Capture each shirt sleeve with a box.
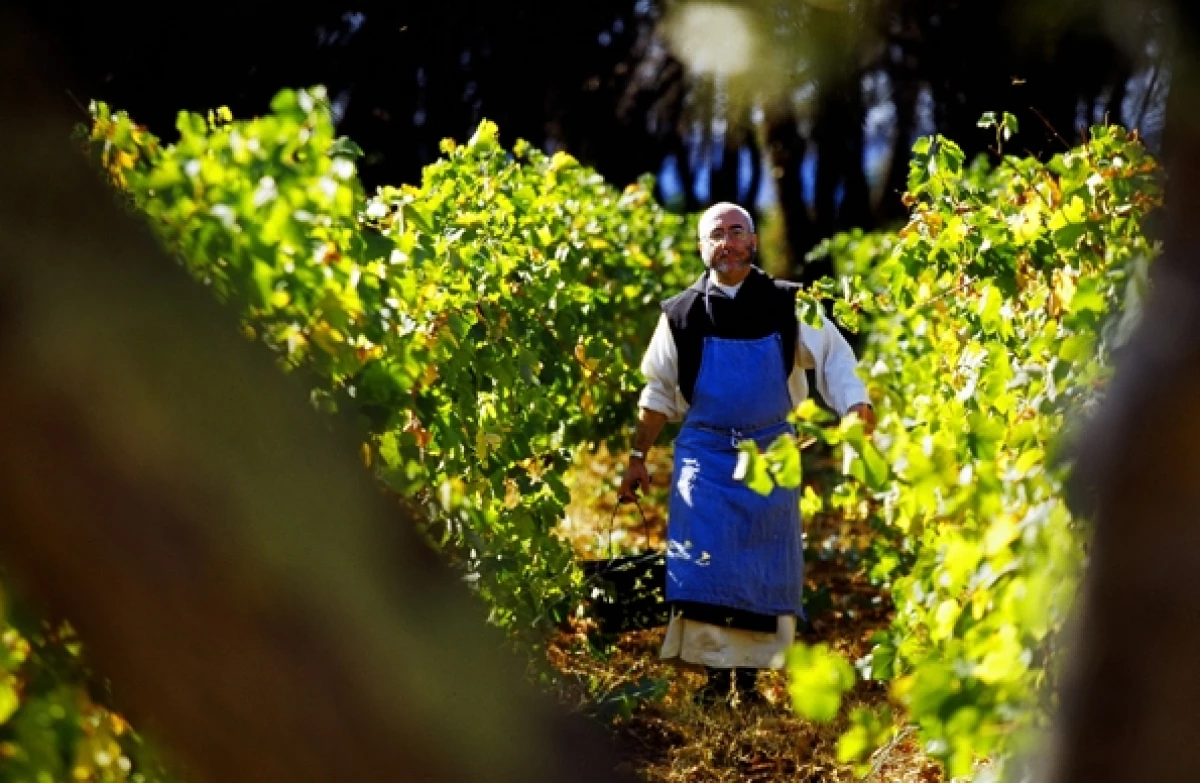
[796,306,870,416]
[638,313,689,421]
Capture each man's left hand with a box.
[848,403,876,436]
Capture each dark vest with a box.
[661,267,800,405]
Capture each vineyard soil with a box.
[554,444,950,782]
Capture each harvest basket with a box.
[578,497,668,634]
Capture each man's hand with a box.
[848,402,877,436]
[619,458,651,502]
[621,408,667,501]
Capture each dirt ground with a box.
[550,444,947,782]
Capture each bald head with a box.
[697,202,758,284]
[698,202,755,239]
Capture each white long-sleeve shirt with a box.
[638,274,869,421]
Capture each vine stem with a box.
[866,725,917,781]
[1029,106,1073,151]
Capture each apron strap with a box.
[607,496,653,558]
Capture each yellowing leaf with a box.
[573,343,599,374]
[504,479,521,509]
[468,119,499,148]
[403,413,432,449]
[1050,268,1076,316]
[932,599,960,641]
[795,397,825,422]
[1012,202,1043,243]
[1063,194,1087,223]
[766,436,802,488]
[310,323,344,354]
[548,150,579,172]
[735,444,775,496]
[985,514,1019,555]
[800,486,824,517]
[0,680,17,726]
[1013,448,1043,476]
[941,537,982,592]
[787,643,856,722]
[975,628,1026,684]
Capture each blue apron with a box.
[665,330,805,618]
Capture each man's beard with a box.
[709,247,757,275]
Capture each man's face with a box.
[698,206,757,280]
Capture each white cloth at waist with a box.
[659,610,796,669]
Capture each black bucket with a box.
[578,498,668,634]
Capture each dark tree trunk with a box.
[880,71,919,224]
[813,83,873,237]
[709,126,743,205]
[804,3,873,277]
[710,102,757,208]
[664,112,700,213]
[764,106,821,282]
[876,0,922,224]
[744,118,764,227]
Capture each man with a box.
[618,202,875,707]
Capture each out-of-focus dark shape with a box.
[0,15,627,783]
[1046,1,1200,781]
